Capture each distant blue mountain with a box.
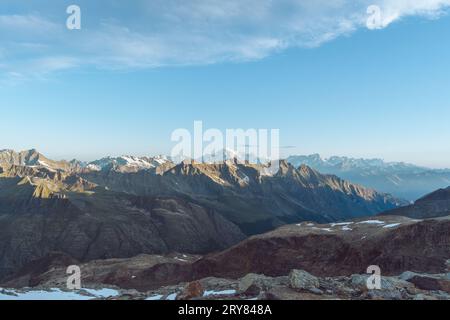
[287,154,450,201]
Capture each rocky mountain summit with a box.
[0,149,80,172]
[85,155,172,173]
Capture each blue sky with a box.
[1,0,450,168]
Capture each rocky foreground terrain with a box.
[2,268,449,300]
[2,215,449,300]
[112,268,450,300]
[2,265,450,300]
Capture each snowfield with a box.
[0,288,119,300]
[357,220,385,225]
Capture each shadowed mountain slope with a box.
[381,187,450,219]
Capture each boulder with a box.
[289,270,320,292]
[238,273,287,294]
[178,281,204,300]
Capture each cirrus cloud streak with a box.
[0,0,449,82]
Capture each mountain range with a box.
[1,149,450,300]
[287,154,450,201]
[0,149,404,281]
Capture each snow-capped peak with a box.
[86,155,171,172]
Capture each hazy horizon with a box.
[1,146,449,170]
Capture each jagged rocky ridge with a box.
[80,159,405,234]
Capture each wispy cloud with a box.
[0,14,57,32]
[1,0,450,82]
